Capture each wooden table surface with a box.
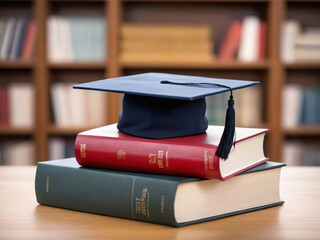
[0,166,319,240]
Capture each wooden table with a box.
[0,166,319,240]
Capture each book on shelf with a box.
[50,83,107,127]
[283,141,320,166]
[0,86,9,127]
[238,16,260,62]
[0,140,34,165]
[0,83,35,128]
[218,21,242,61]
[47,16,106,63]
[206,85,263,127]
[218,16,266,62]
[74,124,268,180]
[35,158,285,227]
[120,23,213,62]
[282,84,320,127]
[281,20,320,62]
[49,137,75,161]
[258,21,267,60]
[0,17,36,61]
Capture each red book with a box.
[75,124,268,180]
[258,21,267,60]
[0,87,9,127]
[21,21,36,61]
[219,21,242,61]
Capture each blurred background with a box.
[0,0,319,166]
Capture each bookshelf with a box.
[0,0,319,166]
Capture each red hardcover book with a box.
[0,87,9,127]
[258,21,267,60]
[219,21,242,61]
[75,124,268,180]
[21,21,36,61]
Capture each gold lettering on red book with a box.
[158,150,164,168]
[117,149,126,160]
[204,151,208,170]
[80,144,86,159]
[148,150,169,169]
[149,154,157,164]
[204,151,214,170]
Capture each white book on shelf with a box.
[47,16,60,62]
[282,141,303,166]
[238,16,260,62]
[280,20,301,63]
[8,83,34,128]
[294,48,320,62]
[49,137,66,160]
[59,17,73,62]
[67,83,88,127]
[237,85,262,127]
[8,141,34,165]
[87,90,107,126]
[282,84,303,128]
[51,83,70,127]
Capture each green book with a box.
[35,158,285,227]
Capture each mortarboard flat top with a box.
[74,72,260,159]
[73,72,259,101]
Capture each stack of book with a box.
[47,16,106,62]
[120,23,213,62]
[281,20,320,62]
[0,18,36,61]
[35,124,285,227]
[218,16,266,62]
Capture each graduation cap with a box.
[74,72,259,159]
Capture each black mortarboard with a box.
[74,72,259,159]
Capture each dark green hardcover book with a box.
[35,158,285,227]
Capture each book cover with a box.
[75,124,268,180]
[35,158,285,227]
[219,21,242,61]
[21,21,36,61]
[0,86,9,127]
[258,21,267,60]
[238,16,260,62]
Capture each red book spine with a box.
[74,134,223,180]
[21,21,36,61]
[258,21,267,60]
[0,87,9,127]
[219,21,242,61]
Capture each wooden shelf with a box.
[284,62,320,69]
[49,62,106,70]
[0,127,34,136]
[0,61,34,69]
[48,125,96,135]
[121,60,270,70]
[283,126,320,136]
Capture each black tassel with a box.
[160,80,236,159]
[216,94,236,160]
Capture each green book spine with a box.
[35,158,183,226]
